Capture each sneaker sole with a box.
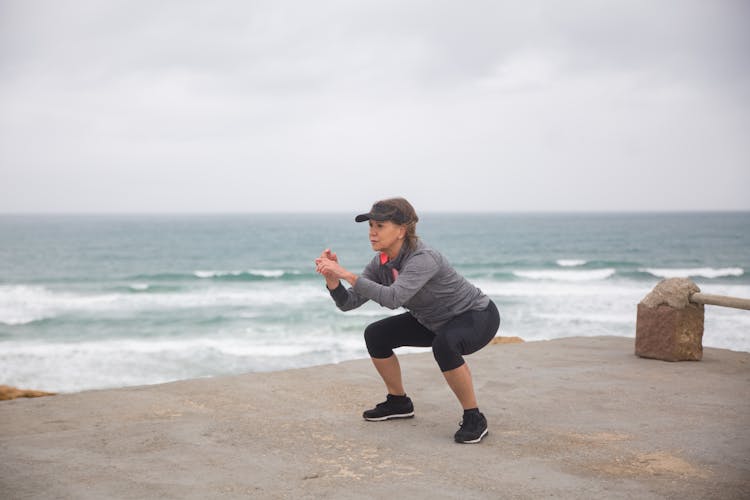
[455,428,488,444]
[363,412,415,422]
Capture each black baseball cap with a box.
[355,200,410,224]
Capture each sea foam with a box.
[0,285,61,325]
[0,283,329,325]
[0,333,368,393]
[194,269,288,279]
[556,259,587,267]
[513,268,616,281]
[641,267,744,279]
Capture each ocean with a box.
[1,212,748,393]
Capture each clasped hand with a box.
[316,248,344,278]
[315,248,356,286]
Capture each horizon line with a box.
[0,209,748,217]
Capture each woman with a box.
[315,197,500,444]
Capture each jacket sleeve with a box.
[328,258,379,311]
[352,250,438,309]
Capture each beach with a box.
[1,336,748,499]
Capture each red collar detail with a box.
[379,252,389,265]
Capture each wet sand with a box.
[1,336,748,499]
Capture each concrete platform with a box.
[1,336,749,499]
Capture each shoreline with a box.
[1,336,748,498]
[4,332,750,397]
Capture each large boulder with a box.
[635,278,704,361]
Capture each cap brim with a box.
[355,212,390,223]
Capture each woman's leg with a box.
[432,301,501,408]
[442,362,477,410]
[371,355,406,396]
[433,302,500,443]
[364,313,435,395]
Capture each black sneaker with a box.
[362,394,415,421]
[454,411,488,443]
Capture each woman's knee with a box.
[432,334,464,372]
[363,322,379,348]
[364,322,392,358]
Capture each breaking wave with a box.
[513,269,616,282]
[640,267,744,279]
[556,259,587,267]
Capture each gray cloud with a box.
[1,0,748,213]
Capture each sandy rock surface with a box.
[1,336,748,499]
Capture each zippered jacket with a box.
[329,240,490,331]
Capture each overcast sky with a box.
[1,0,748,213]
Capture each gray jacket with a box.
[329,240,490,331]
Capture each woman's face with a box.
[368,220,406,257]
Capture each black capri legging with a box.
[364,300,501,372]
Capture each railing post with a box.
[635,278,704,361]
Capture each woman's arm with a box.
[353,251,439,309]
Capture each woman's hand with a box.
[315,248,337,276]
[315,249,357,287]
[318,248,338,264]
[316,249,343,289]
